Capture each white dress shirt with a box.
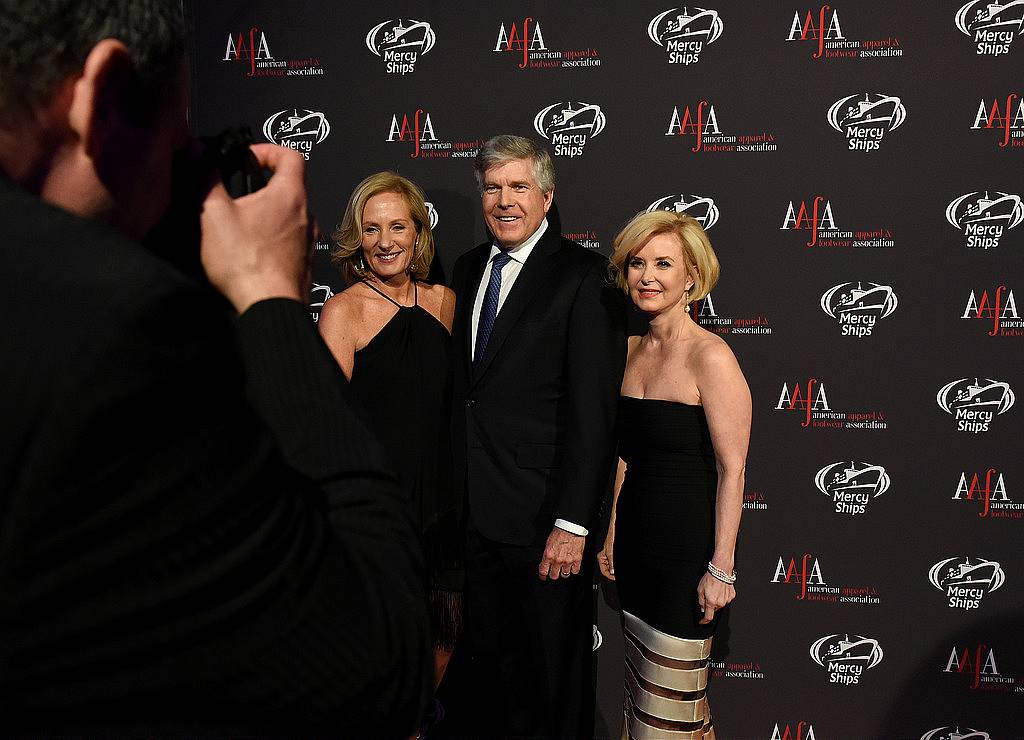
[469,218,588,538]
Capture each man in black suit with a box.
[450,135,626,736]
[0,1,429,733]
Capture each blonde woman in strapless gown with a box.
[599,210,751,739]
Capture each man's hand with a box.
[200,144,311,314]
[538,527,585,581]
[596,525,615,581]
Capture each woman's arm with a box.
[317,294,358,379]
[597,456,627,580]
[694,338,751,623]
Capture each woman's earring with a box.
[357,252,368,271]
[684,288,691,313]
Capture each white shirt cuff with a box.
[554,518,588,536]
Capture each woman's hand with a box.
[697,572,735,624]
[597,526,615,580]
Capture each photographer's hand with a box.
[200,144,311,314]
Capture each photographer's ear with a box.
[68,39,135,162]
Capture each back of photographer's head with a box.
[0,0,187,237]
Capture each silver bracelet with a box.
[707,561,737,584]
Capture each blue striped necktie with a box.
[474,251,513,366]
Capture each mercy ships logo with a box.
[366,19,436,75]
[955,1,1024,55]
[936,378,1015,433]
[921,728,990,740]
[809,634,883,685]
[815,462,890,515]
[534,101,606,157]
[929,556,1005,610]
[648,7,724,64]
[946,191,1023,249]
[820,282,897,337]
[647,193,720,229]
[827,93,906,151]
[262,109,330,159]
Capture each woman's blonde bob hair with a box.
[331,171,435,284]
[610,210,720,305]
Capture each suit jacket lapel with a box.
[471,228,563,385]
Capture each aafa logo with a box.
[921,728,990,740]
[646,193,720,229]
[262,109,330,159]
[955,1,1024,55]
[971,94,1024,147]
[929,556,1005,610]
[782,196,836,246]
[827,93,906,151]
[776,379,830,427]
[815,461,890,515]
[946,191,1023,248]
[944,644,1000,689]
[223,27,272,76]
[771,723,817,740]
[648,7,724,64]
[809,634,883,684]
[936,378,1015,433]
[494,18,546,68]
[953,469,1011,519]
[387,110,437,158]
[772,554,825,600]
[820,281,897,337]
[786,6,844,58]
[665,100,720,152]
[962,286,1020,336]
[366,19,436,75]
[534,101,606,157]
[693,292,772,336]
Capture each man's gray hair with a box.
[474,135,555,194]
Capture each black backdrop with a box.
[187,2,1022,737]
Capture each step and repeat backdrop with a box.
[188,2,1022,737]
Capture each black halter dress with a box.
[349,280,460,649]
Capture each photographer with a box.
[0,1,430,734]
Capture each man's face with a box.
[480,158,553,249]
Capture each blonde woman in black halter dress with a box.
[319,173,460,698]
[598,210,750,740]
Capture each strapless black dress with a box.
[614,395,720,639]
[615,396,719,738]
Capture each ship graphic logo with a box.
[828,93,907,133]
[946,191,1023,248]
[937,378,1015,415]
[929,556,1005,592]
[425,201,439,230]
[262,109,331,154]
[309,283,334,309]
[815,462,890,498]
[593,625,603,651]
[921,726,991,740]
[534,102,607,140]
[648,7,724,48]
[366,19,436,57]
[646,194,720,229]
[809,633,883,669]
[955,0,1024,37]
[820,282,897,334]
